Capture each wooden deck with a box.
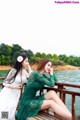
[0,77,80,120]
[27,111,60,120]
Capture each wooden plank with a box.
[27,111,60,120]
[44,87,80,96]
[55,82,80,88]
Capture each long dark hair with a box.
[14,53,28,77]
[37,58,52,72]
[4,53,28,84]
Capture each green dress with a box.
[17,71,58,120]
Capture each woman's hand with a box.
[27,62,31,70]
[49,68,53,75]
[27,62,33,74]
[9,83,22,89]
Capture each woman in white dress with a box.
[0,53,33,120]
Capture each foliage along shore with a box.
[0,43,80,67]
[0,65,80,71]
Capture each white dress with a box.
[0,69,28,120]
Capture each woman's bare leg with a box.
[41,100,72,120]
[45,90,71,112]
[40,90,72,120]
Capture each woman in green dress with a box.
[17,58,72,120]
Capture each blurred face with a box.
[22,58,29,69]
[44,61,52,73]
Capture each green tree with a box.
[47,54,52,59]
[41,53,46,58]
[35,52,42,57]
[11,44,22,56]
[0,43,12,56]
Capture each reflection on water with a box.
[0,70,80,116]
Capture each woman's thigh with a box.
[44,90,57,100]
[40,100,53,110]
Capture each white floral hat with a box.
[17,56,23,62]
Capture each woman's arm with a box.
[3,82,22,89]
[26,63,33,78]
[34,71,58,87]
[27,63,33,74]
[3,68,22,89]
[3,68,16,87]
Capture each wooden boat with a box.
[0,77,80,120]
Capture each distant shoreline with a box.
[0,65,12,70]
[0,65,80,70]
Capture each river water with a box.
[0,70,80,116]
[54,70,80,116]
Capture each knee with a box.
[69,114,72,120]
[48,90,56,95]
[67,113,72,120]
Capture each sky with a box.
[0,0,80,56]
